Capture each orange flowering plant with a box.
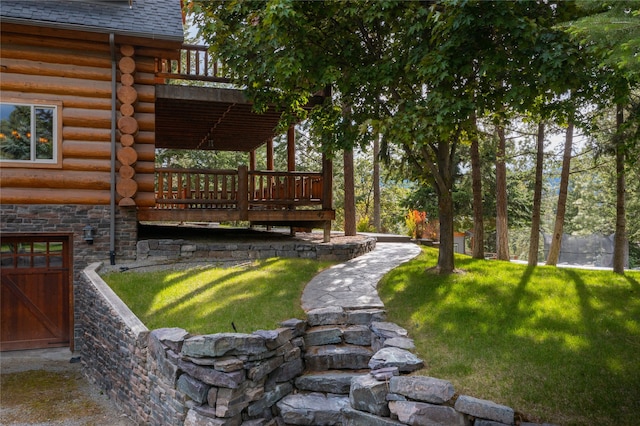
[405,209,427,239]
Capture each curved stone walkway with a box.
[301,242,422,312]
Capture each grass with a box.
[102,258,333,334]
[378,247,640,426]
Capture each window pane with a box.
[0,243,15,268]
[33,242,48,254]
[33,255,47,268]
[49,242,63,253]
[35,107,54,160]
[17,256,32,268]
[1,243,16,254]
[49,256,63,268]
[0,104,31,160]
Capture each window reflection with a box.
[0,103,55,162]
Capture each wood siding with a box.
[0,25,165,207]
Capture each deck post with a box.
[323,221,331,243]
[266,139,274,231]
[287,125,295,172]
[249,150,256,172]
[266,138,274,170]
[237,165,249,220]
[322,154,333,211]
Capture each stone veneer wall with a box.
[0,204,138,348]
[79,264,153,423]
[136,236,377,263]
[80,262,546,426]
[0,205,138,271]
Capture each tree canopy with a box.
[188,0,638,272]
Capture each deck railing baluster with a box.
[168,171,174,208]
[222,174,228,201]
[203,174,210,208]
[195,174,201,202]
[213,173,219,206]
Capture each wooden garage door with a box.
[1,234,72,351]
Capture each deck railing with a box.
[249,171,323,207]
[154,167,325,211]
[155,44,232,83]
[155,168,239,209]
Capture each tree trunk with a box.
[429,139,456,274]
[528,122,545,266]
[437,189,455,272]
[546,121,574,266]
[373,134,381,232]
[470,114,484,259]
[343,148,356,236]
[495,125,510,261]
[613,103,626,274]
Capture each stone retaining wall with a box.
[79,264,156,423]
[81,263,552,426]
[136,236,377,263]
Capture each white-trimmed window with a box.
[0,102,59,166]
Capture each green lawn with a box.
[102,258,333,334]
[378,247,640,426]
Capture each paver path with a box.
[301,242,422,312]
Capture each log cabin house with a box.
[0,0,335,351]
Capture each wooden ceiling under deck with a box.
[155,85,284,152]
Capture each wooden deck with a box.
[137,166,335,232]
[147,46,335,239]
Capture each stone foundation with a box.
[136,236,377,263]
[0,204,138,273]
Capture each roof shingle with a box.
[0,0,184,42]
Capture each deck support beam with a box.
[266,138,274,170]
[249,150,256,172]
[237,165,248,220]
[287,124,295,172]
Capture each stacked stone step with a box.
[277,306,425,426]
[147,320,309,426]
[275,306,532,426]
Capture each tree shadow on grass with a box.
[625,273,640,292]
[105,258,316,333]
[379,249,640,425]
[108,260,276,318]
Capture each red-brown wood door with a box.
[1,234,73,351]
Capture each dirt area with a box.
[0,348,134,426]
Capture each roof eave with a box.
[0,16,184,45]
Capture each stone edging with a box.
[135,236,377,263]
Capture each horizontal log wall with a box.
[0,27,164,207]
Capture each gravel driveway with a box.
[1,348,134,425]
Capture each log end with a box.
[118,197,137,207]
[116,178,138,198]
[117,146,138,166]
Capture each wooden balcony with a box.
[155,44,232,83]
[137,166,335,236]
[149,46,336,240]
